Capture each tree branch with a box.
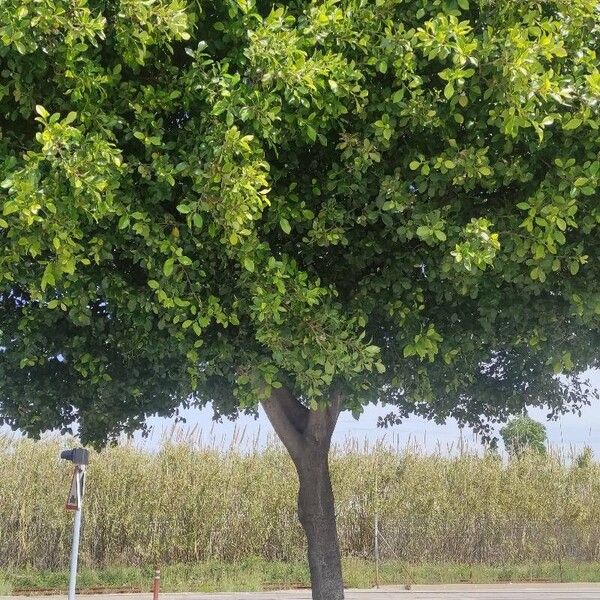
[306,390,343,448]
[261,387,308,459]
[279,389,310,433]
[328,390,343,428]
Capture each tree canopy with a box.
[1,0,599,445]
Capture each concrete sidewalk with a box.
[4,584,600,600]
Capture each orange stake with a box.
[152,567,160,600]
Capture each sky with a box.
[3,371,598,457]
[139,369,600,457]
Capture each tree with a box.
[1,0,599,597]
[500,414,547,457]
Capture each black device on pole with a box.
[60,448,90,465]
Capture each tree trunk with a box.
[262,389,344,600]
[295,445,344,600]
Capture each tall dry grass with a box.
[0,430,599,569]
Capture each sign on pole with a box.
[66,467,84,511]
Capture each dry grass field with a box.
[1,431,599,592]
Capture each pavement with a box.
[4,585,600,600]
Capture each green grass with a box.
[2,559,600,595]
[0,577,12,597]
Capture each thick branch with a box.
[305,390,343,448]
[261,387,308,459]
[279,389,310,433]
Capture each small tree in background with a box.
[575,446,594,469]
[500,415,548,457]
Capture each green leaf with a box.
[392,89,404,103]
[563,118,582,130]
[403,344,415,358]
[0,218,8,228]
[176,204,191,214]
[243,258,255,272]
[63,111,77,125]
[163,258,175,277]
[118,215,130,229]
[444,160,456,169]
[409,160,421,170]
[35,105,49,118]
[306,125,317,142]
[457,0,469,9]
[444,82,454,100]
[41,264,55,290]
[280,218,291,234]
[192,213,203,229]
[516,202,530,210]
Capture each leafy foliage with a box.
[0,0,599,444]
[500,414,547,457]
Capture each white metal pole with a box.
[68,466,85,600]
[374,510,380,588]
